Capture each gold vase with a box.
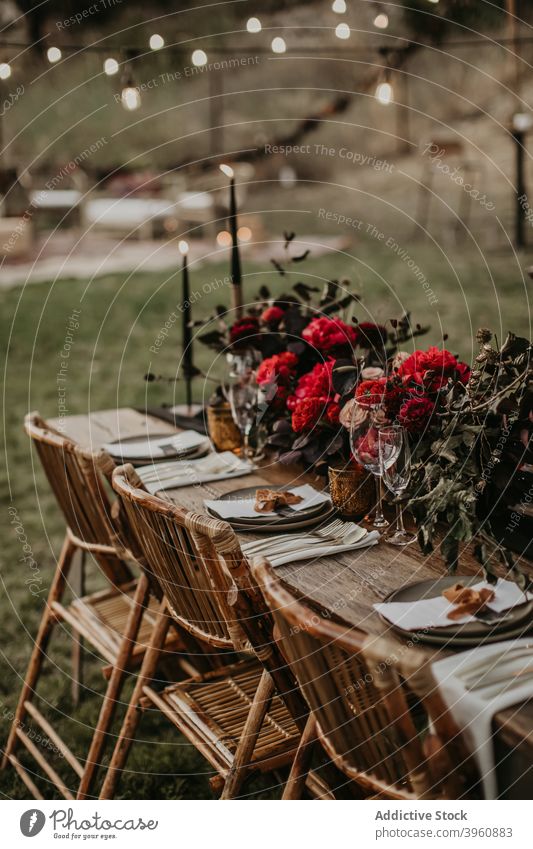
[328,465,374,519]
[207,403,242,453]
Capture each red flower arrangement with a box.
[398,346,470,392]
[287,359,340,432]
[256,351,298,387]
[302,317,358,353]
[398,396,435,434]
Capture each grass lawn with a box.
[0,239,531,799]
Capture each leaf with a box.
[320,280,339,305]
[279,450,302,465]
[215,305,227,317]
[271,259,285,276]
[283,231,295,246]
[332,360,359,396]
[293,282,319,301]
[292,250,310,263]
[292,432,314,450]
[198,330,224,347]
[259,285,271,300]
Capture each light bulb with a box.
[332,0,347,12]
[271,37,287,54]
[335,23,350,40]
[373,13,389,29]
[191,49,208,67]
[178,240,189,255]
[219,164,234,179]
[0,62,11,80]
[104,57,119,76]
[217,231,232,247]
[149,34,164,50]
[246,17,262,34]
[375,81,393,105]
[47,47,62,64]
[121,86,141,111]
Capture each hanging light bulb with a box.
[216,230,232,247]
[237,226,252,242]
[191,49,208,66]
[104,57,119,76]
[120,63,141,111]
[375,80,393,105]
[373,13,389,29]
[47,47,62,64]
[332,0,347,12]
[246,17,262,33]
[149,34,164,50]
[271,37,287,54]
[335,22,350,39]
[0,62,11,80]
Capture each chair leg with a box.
[99,601,172,800]
[77,574,151,799]
[70,550,86,707]
[220,669,275,800]
[282,714,317,800]
[1,535,76,771]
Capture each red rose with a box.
[293,359,335,402]
[302,317,358,353]
[398,396,435,433]
[355,378,386,405]
[291,397,328,432]
[325,401,341,426]
[261,306,285,326]
[398,346,470,393]
[229,316,260,348]
[355,322,388,350]
[256,351,298,386]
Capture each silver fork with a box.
[242,519,349,554]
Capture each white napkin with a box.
[103,430,209,461]
[374,579,532,631]
[204,484,330,520]
[432,638,533,799]
[136,451,255,494]
[266,530,380,567]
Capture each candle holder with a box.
[328,465,374,520]
[207,403,242,453]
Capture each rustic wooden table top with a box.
[49,407,533,798]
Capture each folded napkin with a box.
[250,530,380,568]
[103,430,209,461]
[136,451,255,494]
[432,638,533,798]
[204,484,330,520]
[374,579,532,632]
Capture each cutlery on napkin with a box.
[432,639,533,799]
[103,430,210,460]
[136,451,255,494]
[374,579,532,631]
[241,526,379,567]
[204,484,330,520]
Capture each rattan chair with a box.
[251,556,478,800]
[100,464,313,800]
[2,413,182,800]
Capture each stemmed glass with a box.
[228,367,258,461]
[378,425,416,546]
[349,395,389,529]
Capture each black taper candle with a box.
[179,240,193,410]
[221,165,243,317]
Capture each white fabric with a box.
[256,530,380,567]
[103,431,209,461]
[374,579,532,631]
[204,484,330,519]
[432,639,533,799]
[136,451,254,494]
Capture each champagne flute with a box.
[228,375,257,460]
[378,425,416,546]
[349,395,389,529]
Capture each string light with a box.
[219,163,234,178]
[332,0,347,12]
[216,230,232,247]
[103,57,119,76]
[373,13,389,29]
[120,63,141,111]
[375,80,393,105]
[271,37,287,54]
[178,239,189,255]
[335,23,350,40]
[237,226,252,241]
[246,17,262,33]
[191,49,208,66]
[149,34,164,50]
[47,47,62,64]
[0,62,11,80]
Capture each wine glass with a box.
[378,425,416,546]
[349,395,389,529]
[228,372,258,460]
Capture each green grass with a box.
[0,241,531,799]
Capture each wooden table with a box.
[50,407,533,798]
